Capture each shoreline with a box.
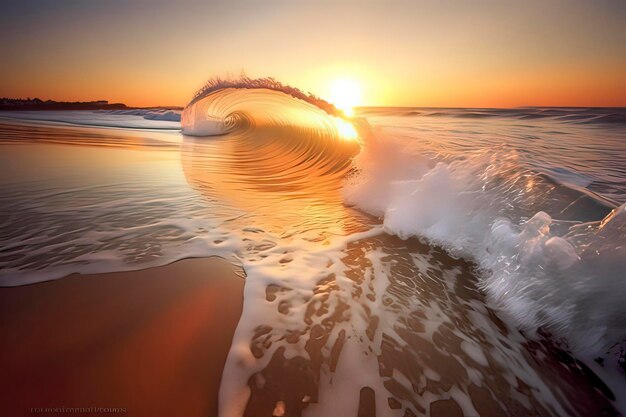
[0,257,244,417]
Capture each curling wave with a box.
[181,76,346,137]
[179,77,364,236]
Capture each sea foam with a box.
[344,125,626,358]
[0,109,181,130]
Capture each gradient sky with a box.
[1,0,625,107]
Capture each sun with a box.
[328,79,362,117]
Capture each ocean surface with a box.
[0,88,625,416]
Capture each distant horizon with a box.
[3,96,626,111]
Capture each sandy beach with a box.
[0,257,243,417]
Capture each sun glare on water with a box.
[328,79,362,117]
[333,117,358,140]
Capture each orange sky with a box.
[1,0,625,108]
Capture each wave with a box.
[359,107,626,125]
[344,129,625,358]
[179,76,363,208]
[103,108,182,122]
[181,76,353,137]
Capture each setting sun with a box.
[328,79,362,117]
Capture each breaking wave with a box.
[181,76,345,137]
[344,128,626,357]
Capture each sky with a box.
[1,0,625,108]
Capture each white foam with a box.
[0,110,181,130]
[344,131,626,359]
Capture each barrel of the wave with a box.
[180,78,364,145]
[181,97,232,136]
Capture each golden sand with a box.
[0,257,243,417]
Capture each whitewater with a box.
[0,78,624,416]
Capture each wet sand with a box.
[0,257,244,417]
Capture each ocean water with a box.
[0,85,624,416]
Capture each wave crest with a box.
[181,76,344,136]
[181,75,342,136]
[189,75,340,115]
